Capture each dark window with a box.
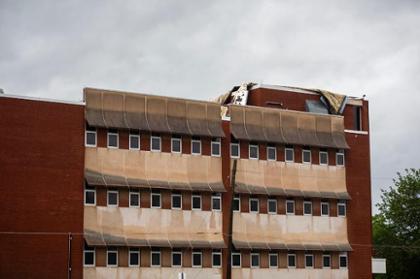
[172,252,182,266]
[151,251,161,266]
[319,151,328,165]
[285,147,294,162]
[304,201,312,215]
[268,199,277,214]
[192,252,202,267]
[231,143,240,158]
[336,150,345,166]
[353,106,362,131]
[267,146,276,161]
[151,192,161,208]
[339,254,348,268]
[129,134,140,150]
[129,248,139,266]
[305,254,313,267]
[211,138,221,156]
[321,202,329,216]
[232,253,241,267]
[323,255,331,268]
[338,202,346,217]
[191,139,201,155]
[269,254,278,267]
[107,191,118,206]
[129,191,140,207]
[303,149,311,163]
[212,251,221,267]
[233,195,240,211]
[85,189,96,205]
[286,200,295,214]
[172,194,182,209]
[250,199,259,213]
[151,136,161,151]
[249,144,259,159]
[251,253,260,267]
[84,244,95,266]
[107,130,118,148]
[212,193,221,211]
[86,127,96,146]
[107,248,118,266]
[288,254,296,267]
[192,195,201,210]
[171,137,182,153]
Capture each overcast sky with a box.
[1,0,419,213]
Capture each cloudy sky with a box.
[1,0,419,213]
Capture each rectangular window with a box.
[171,251,182,267]
[107,190,118,207]
[129,132,140,150]
[129,191,140,208]
[249,198,259,213]
[171,193,182,209]
[230,142,240,158]
[249,144,259,160]
[286,200,295,215]
[83,244,95,267]
[319,150,328,165]
[251,253,260,268]
[107,130,119,148]
[151,250,161,267]
[107,248,118,267]
[288,253,296,268]
[191,138,201,155]
[353,106,362,131]
[305,254,314,268]
[151,191,161,208]
[85,126,97,147]
[321,202,330,216]
[233,195,240,212]
[302,148,311,164]
[339,252,348,268]
[232,252,241,267]
[212,193,222,211]
[212,250,222,267]
[171,136,182,153]
[303,201,312,215]
[84,187,96,206]
[269,253,278,268]
[268,199,277,214]
[192,194,201,210]
[285,146,294,162]
[323,254,331,268]
[150,135,161,152]
[211,138,221,157]
[336,150,345,166]
[267,146,277,161]
[129,248,140,267]
[192,251,202,267]
[338,201,346,217]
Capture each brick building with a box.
[0,83,372,279]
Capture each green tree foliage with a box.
[373,168,420,279]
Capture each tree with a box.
[373,168,420,279]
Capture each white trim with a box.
[85,129,97,147]
[107,249,118,267]
[107,131,119,149]
[150,250,161,267]
[84,188,96,206]
[269,253,278,268]
[191,194,202,210]
[171,137,182,153]
[129,191,140,208]
[151,192,161,208]
[129,134,140,150]
[339,252,348,269]
[303,201,312,216]
[337,202,347,217]
[302,149,311,164]
[191,139,202,155]
[249,198,259,213]
[192,251,202,268]
[211,138,221,157]
[231,252,241,268]
[252,84,319,95]
[107,190,119,207]
[285,147,294,163]
[321,202,330,217]
[250,253,260,268]
[0,93,84,106]
[171,193,182,210]
[211,193,222,211]
[171,251,183,267]
[212,251,222,268]
[344,129,368,135]
[322,254,331,269]
[305,254,314,268]
[150,136,161,152]
[287,253,296,268]
[319,151,329,166]
[267,146,277,161]
[267,198,277,214]
[83,247,96,267]
[286,200,295,215]
[230,142,240,158]
[233,195,241,212]
[128,249,140,267]
[249,144,259,160]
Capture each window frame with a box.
[150,250,161,267]
[305,254,314,268]
[233,195,241,212]
[286,199,295,215]
[107,130,119,149]
[230,142,240,158]
[285,147,294,162]
[107,248,118,267]
[269,253,278,268]
[84,188,96,206]
[151,191,161,208]
[83,246,95,267]
[85,127,97,147]
[322,254,331,269]
[249,144,259,160]
[129,191,140,208]
[339,252,348,268]
[249,198,259,213]
[192,251,202,268]
[336,150,345,166]
[191,139,202,155]
[267,146,277,161]
[129,133,140,150]
[287,253,296,268]
[303,201,312,216]
[211,138,221,157]
[250,252,260,268]
[231,252,241,268]
[319,150,329,165]
[171,136,182,153]
[302,148,312,164]
[211,193,222,211]
[321,202,330,217]
[212,251,222,268]
[191,194,202,210]
[150,135,161,152]
[171,193,182,210]
[268,198,277,214]
[107,190,119,207]
[337,201,346,217]
[171,251,183,267]
[128,248,140,267]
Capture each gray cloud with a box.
[1,0,419,213]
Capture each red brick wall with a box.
[0,97,85,279]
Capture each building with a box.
[0,83,372,279]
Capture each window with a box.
[338,201,346,217]
[211,138,221,157]
[267,146,277,161]
[151,191,161,208]
[321,202,330,216]
[212,250,222,267]
[249,144,259,160]
[85,126,97,147]
[129,132,140,150]
[171,193,182,209]
[129,248,140,267]
[192,251,202,267]
[230,142,240,158]
[339,252,348,268]
[150,135,161,152]
[171,136,182,153]
[285,146,294,162]
[336,150,345,166]
[171,251,182,267]
[107,130,119,148]
[191,138,201,155]
[286,200,295,215]
[212,193,221,211]
[233,195,240,212]
[288,253,296,268]
[319,150,328,165]
[269,253,278,268]
[84,187,96,206]
[107,248,118,267]
[305,254,314,268]
[303,201,312,215]
[83,244,95,267]
[353,106,362,131]
[232,252,241,267]
[192,194,201,210]
[151,250,161,267]
[129,191,140,208]
[251,253,260,268]
[302,148,311,164]
[249,198,259,213]
[107,190,118,207]
[323,254,331,268]
[268,199,277,214]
